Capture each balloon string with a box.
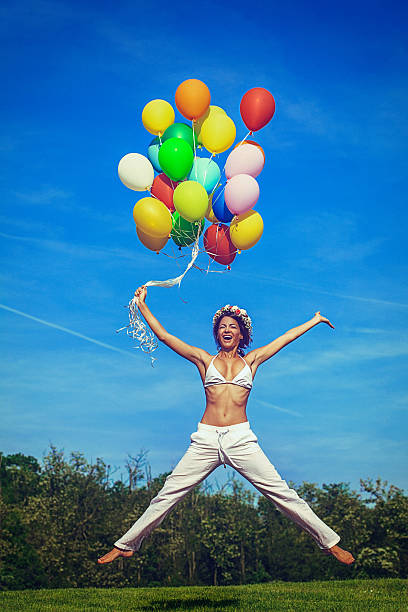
[210,178,221,197]
[192,120,198,181]
[135,231,201,290]
[212,182,227,206]
[236,130,252,148]
[219,130,253,180]
[192,120,197,158]
[119,229,201,360]
[202,152,214,190]
[208,128,254,204]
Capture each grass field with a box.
[0,579,406,611]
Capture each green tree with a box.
[358,478,408,578]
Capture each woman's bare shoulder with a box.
[243,349,257,365]
[201,350,215,368]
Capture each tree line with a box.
[0,447,407,589]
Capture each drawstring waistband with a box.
[198,421,249,432]
[195,422,250,469]
[216,429,229,468]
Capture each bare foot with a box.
[328,544,355,565]
[98,547,134,564]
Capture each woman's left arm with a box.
[246,312,334,367]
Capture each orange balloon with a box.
[175,79,211,121]
[136,227,168,252]
[234,139,265,161]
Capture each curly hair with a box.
[213,313,252,356]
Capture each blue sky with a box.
[1,0,407,496]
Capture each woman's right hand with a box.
[134,285,147,305]
[313,311,334,329]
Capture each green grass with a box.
[0,579,407,611]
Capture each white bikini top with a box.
[204,355,253,390]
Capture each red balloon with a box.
[150,173,179,212]
[204,223,236,266]
[240,88,275,132]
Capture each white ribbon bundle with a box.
[118,233,201,360]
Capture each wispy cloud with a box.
[257,337,408,382]
[0,0,85,34]
[8,187,125,229]
[266,430,407,460]
[13,187,71,205]
[257,399,302,417]
[344,326,388,335]
[282,98,332,137]
[0,231,147,263]
[243,271,408,310]
[0,303,135,357]
[278,84,408,155]
[286,212,384,264]
[0,214,56,234]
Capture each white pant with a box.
[115,421,340,552]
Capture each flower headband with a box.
[212,304,252,335]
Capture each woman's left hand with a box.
[314,311,335,329]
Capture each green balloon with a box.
[171,211,205,247]
[162,122,196,150]
[158,137,194,182]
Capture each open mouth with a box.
[223,335,233,340]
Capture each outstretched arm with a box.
[134,286,209,366]
[246,311,334,367]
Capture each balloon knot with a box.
[227,265,231,270]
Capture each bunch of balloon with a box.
[118,81,275,267]
[117,152,171,251]
[203,87,275,267]
[140,82,216,252]
[223,143,264,253]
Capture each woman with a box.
[98,286,354,565]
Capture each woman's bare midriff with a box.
[200,384,250,426]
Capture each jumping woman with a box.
[98,286,354,565]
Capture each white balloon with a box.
[225,144,264,179]
[118,153,154,191]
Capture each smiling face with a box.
[217,315,243,351]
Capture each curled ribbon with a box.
[118,232,201,362]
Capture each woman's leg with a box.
[112,440,220,553]
[224,429,340,550]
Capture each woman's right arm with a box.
[135,286,209,366]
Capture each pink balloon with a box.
[224,174,260,215]
[225,143,265,179]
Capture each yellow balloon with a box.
[194,105,227,145]
[136,227,168,252]
[142,99,175,136]
[230,210,264,250]
[201,113,236,154]
[205,194,219,223]
[173,180,208,222]
[133,197,172,238]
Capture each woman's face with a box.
[217,316,243,351]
